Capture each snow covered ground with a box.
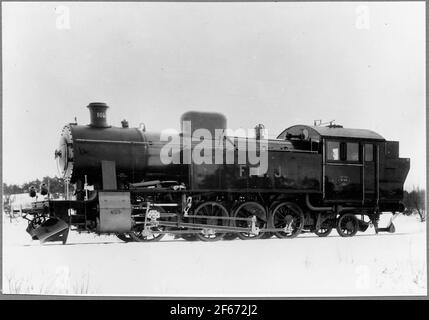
[2,213,426,297]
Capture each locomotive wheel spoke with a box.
[336,213,359,237]
[272,202,304,239]
[314,218,334,237]
[314,225,333,237]
[233,202,267,240]
[116,233,134,242]
[194,201,229,242]
[261,232,273,239]
[130,227,165,242]
[130,206,166,242]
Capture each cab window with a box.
[327,141,340,161]
[364,144,374,162]
[346,142,359,161]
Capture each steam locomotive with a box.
[22,102,410,244]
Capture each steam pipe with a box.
[305,194,333,211]
[305,194,360,213]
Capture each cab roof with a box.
[277,125,385,142]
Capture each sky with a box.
[1,1,426,190]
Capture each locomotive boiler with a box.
[22,102,410,244]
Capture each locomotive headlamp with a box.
[40,183,48,196]
[29,186,36,198]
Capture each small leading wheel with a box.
[116,233,133,242]
[336,213,359,237]
[272,202,304,239]
[181,233,198,241]
[233,201,267,240]
[129,206,166,242]
[130,226,166,242]
[193,202,229,242]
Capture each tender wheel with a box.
[272,202,304,239]
[116,233,133,242]
[336,213,359,237]
[233,201,267,240]
[193,202,229,242]
[129,206,166,242]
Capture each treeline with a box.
[3,176,66,196]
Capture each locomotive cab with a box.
[278,124,410,211]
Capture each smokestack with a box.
[87,102,109,128]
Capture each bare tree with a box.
[403,186,426,222]
[3,194,17,223]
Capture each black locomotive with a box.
[22,102,410,244]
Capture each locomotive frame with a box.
[22,102,410,244]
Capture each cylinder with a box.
[87,102,109,128]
